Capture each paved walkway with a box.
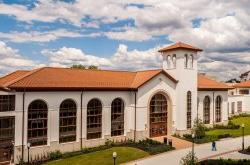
[125,136,250,165]
[213,151,250,160]
[152,136,193,149]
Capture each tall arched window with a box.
[167,55,171,68]
[190,55,194,68]
[149,93,168,137]
[59,99,77,143]
[28,100,48,146]
[87,99,102,139]
[215,96,222,122]
[184,54,188,68]
[111,98,124,136]
[203,96,210,124]
[187,91,192,129]
[172,54,176,68]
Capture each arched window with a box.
[111,98,124,136]
[203,96,210,124]
[28,100,48,146]
[215,96,222,122]
[87,99,102,139]
[59,99,77,143]
[190,55,194,68]
[187,91,192,129]
[167,55,171,68]
[184,54,188,68]
[149,93,168,137]
[172,54,176,68]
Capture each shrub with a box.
[246,146,250,153]
[213,121,240,130]
[217,134,231,139]
[192,118,206,139]
[180,151,198,165]
[49,150,62,160]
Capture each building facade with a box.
[0,42,231,164]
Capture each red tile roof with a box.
[158,42,202,52]
[234,80,250,88]
[1,67,177,91]
[198,74,232,90]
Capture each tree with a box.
[180,151,198,165]
[192,118,206,139]
[71,64,86,69]
[88,65,98,70]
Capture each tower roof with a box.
[158,42,203,53]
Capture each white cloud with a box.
[42,44,162,71]
[0,29,83,43]
[0,41,39,74]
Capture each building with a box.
[0,42,232,164]
[228,80,250,115]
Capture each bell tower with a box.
[158,42,202,132]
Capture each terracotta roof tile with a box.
[234,80,250,88]
[0,70,30,89]
[198,74,232,90]
[158,42,202,52]
[5,67,177,91]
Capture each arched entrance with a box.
[149,93,168,137]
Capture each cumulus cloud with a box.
[0,41,40,75]
[0,29,83,43]
[41,44,162,71]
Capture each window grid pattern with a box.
[203,96,210,124]
[237,101,242,113]
[187,91,192,129]
[87,99,102,139]
[150,94,168,137]
[0,95,15,112]
[0,117,14,162]
[215,96,222,122]
[28,100,48,147]
[59,99,77,143]
[111,98,124,137]
[231,102,235,114]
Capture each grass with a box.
[206,116,250,137]
[43,147,149,165]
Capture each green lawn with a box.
[44,147,149,165]
[206,116,250,137]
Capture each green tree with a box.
[192,118,206,139]
[88,65,98,70]
[71,64,86,69]
[180,151,198,165]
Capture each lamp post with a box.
[192,133,195,165]
[113,152,117,165]
[27,143,30,165]
[242,124,245,151]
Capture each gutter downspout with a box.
[80,91,83,150]
[21,91,25,163]
[134,91,137,142]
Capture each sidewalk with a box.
[125,136,250,165]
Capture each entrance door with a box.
[149,94,168,137]
[0,117,14,163]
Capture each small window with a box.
[184,54,188,68]
[0,95,15,112]
[172,55,176,68]
[237,101,242,113]
[239,90,249,95]
[167,55,171,68]
[190,55,194,68]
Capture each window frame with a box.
[0,95,15,112]
[215,96,222,123]
[203,96,210,124]
[187,91,192,129]
[111,98,124,137]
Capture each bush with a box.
[213,121,240,130]
[180,151,198,165]
[192,118,206,139]
[49,150,62,160]
[246,146,250,153]
[217,134,231,139]
[200,159,250,164]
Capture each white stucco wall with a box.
[228,95,250,115]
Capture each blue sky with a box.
[0,0,250,80]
